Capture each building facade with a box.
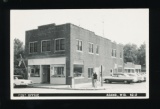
[25,23,123,85]
[124,62,141,74]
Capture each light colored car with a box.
[103,73,134,84]
[14,75,33,87]
[138,74,146,82]
[126,73,142,82]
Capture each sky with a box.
[11,9,149,47]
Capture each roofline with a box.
[69,23,111,41]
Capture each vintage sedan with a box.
[126,73,141,83]
[14,75,33,87]
[103,73,134,84]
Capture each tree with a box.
[123,43,138,64]
[14,38,26,78]
[137,43,146,66]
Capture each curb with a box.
[27,86,106,90]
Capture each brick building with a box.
[25,23,123,85]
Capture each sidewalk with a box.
[28,82,106,90]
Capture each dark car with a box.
[103,73,134,84]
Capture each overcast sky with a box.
[11,9,149,47]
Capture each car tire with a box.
[105,80,110,83]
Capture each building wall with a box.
[25,23,71,84]
[70,24,123,84]
[25,23,70,59]
[25,23,124,85]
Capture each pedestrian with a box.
[93,72,97,88]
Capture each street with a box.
[13,82,147,93]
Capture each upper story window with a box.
[29,42,38,53]
[112,49,116,57]
[96,45,99,54]
[89,42,93,53]
[120,51,122,58]
[55,38,65,51]
[41,40,51,52]
[76,39,82,51]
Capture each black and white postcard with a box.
[10,9,149,99]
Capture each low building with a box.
[124,62,141,74]
[25,23,123,85]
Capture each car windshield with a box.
[14,76,23,79]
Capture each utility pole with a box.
[101,65,103,86]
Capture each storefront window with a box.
[74,65,84,77]
[51,67,65,77]
[128,69,131,73]
[125,69,128,73]
[118,67,122,72]
[28,65,40,77]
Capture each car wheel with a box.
[105,80,110,83]
[124,80,128,84]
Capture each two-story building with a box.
[25,23,123,85]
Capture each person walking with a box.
[93,72,97,88]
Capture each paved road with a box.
[13,82,147,93]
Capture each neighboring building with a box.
[124,62,141,74]
[141,65,146,72]
[25,23,123,85]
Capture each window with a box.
[88,68,93,78]
[118,67,123,72]
[89,43,93,53]
[28,65,40,77]
[74,65,84,77]
[112,49,114,56]
[51,67,65,77]
[55,39,65,51]
[112,49,116,57]
[96,45,99,54]
[42,40,51,52]
[128,69,131,73]
[76,39,82,51]
[120,51,122,58]
[29,42,38,53]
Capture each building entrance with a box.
[42,65,50,83]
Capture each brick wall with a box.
[25,23,124,85]
[25,23,71,85]
[70,24,123,84]
[25,24,70,59]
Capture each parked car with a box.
[14,75,33,87]
[138,73,146,82]
[103,73,134,84]
[125,73,141,83]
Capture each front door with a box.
[42,65,50,83]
